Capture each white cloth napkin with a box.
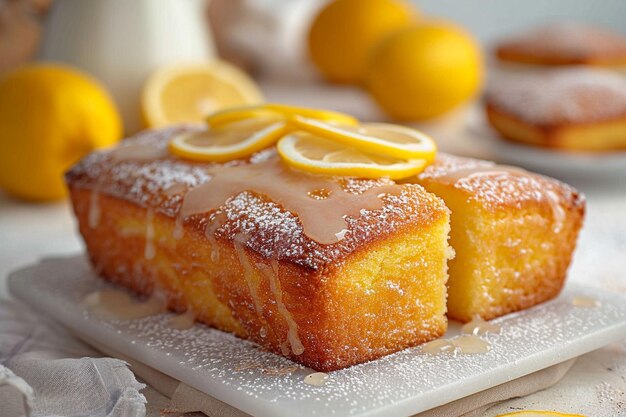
[0,299,146,417]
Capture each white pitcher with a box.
[39,0,215,134]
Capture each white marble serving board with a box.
[8,256,626,417]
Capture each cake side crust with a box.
[486,105,626,152]
[69,183,451,371]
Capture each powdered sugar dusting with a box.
[418,153,585,212]
[486,68,626,126]
[497,22,626,62]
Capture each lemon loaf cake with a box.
[66,106,585,370]
[66,127,452,372]
[414,154,585,322]
[485,68,626,152]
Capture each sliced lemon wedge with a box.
[206,103,359,128]
[169,118,289,162]
[277,132,428,179]
[292,117,437,161]
[142,61,264,129]
[495,411,586,417]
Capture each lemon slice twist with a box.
[206,103,359,128]
[291,116,437,161]
[169,118,289,162]
[170,103,437,178]
[277,132,428,180]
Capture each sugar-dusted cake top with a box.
[496,22,626,64]
[66,127,448,270]
[485,68,626,126]
[418,153,585,217]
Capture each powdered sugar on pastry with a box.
[496,22,626,63]
[486,68,626,126]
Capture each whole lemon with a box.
[365,21,483,120]
[308,0,418,84]
[0,64,122,201]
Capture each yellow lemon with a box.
[0,64,122,201]
[277,132,428,179]
[308,0,418,83]
[365,20,483,120]
[142,61,264,128]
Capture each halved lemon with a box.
[277,132,427,179]
[292,117,437,161]
[206,103,359,128]
[495,412,586,417]
[142,61,264,128]
[169,118,288,162]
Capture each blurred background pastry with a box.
[485,68,626,152]
[495,22,626,68]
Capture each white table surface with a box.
[2,83,626,416]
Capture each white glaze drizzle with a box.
[422,335,491,355]
[260,260,305,356]
[304,372,329,387]
[572,296,600,308]
[461,317,501,336]
[233,238,269,332]
[83,288,167,320]
[145,209,156,260]
[168,309,196,330]
[88,189,100,229]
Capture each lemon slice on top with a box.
[206,103,359,128]
[494,412,586,417]
[277,132,428,179]
[292,117,437,161]
[169,118,289,162]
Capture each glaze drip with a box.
[461,317,501,336]
[145,209,156,260]
[572,296,600,307]
[169,309,196,330]
[422,335,491,355]
[304,372,329,387]
[83,289,166,320]
[260,260,305,356]
[88,189,100,229]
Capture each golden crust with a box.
[495,23,626,66]
[69,189,450,371]
[486,105,626,152]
